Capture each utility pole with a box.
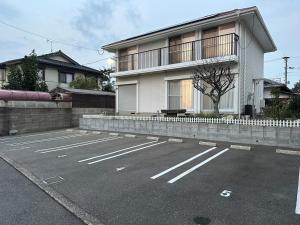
[282,56,290,85]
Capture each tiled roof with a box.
[103,6,256,48]
[50,87,115,96]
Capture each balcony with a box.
[116,33,239,75]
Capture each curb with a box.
[168,138,183,143]
[146,136,159,141]
[0,154,103,225]
[276,149,300,156]
[79,130,88,134]
[109,132,119,136]
[199,141,216,147]
[230,145,251,151]
[124,134,136,138]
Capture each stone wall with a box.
[80,117,300,148]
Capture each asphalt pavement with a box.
[0,157,85,225]
[0,129,299,225]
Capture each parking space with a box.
[1,129,299,225]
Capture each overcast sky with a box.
[0,0,299,87]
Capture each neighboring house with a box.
[0,50,101,90]
[50,87,115,109]
[102,6,276,116]
[263,78,296,106]
[50,87,115,126]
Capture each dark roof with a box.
[263,78,294,94]
[38,50,80,65]
[50,87,115,96]
[264,78,284,87]
[37,58,100,75]
[0,50,100,75]
[103,6,255,49]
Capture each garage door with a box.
[118,84,136,113]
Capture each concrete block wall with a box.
[0,100,115,136]
[0,101,73,136]
[7,108,72,134]
[0,107,9,136]
[72,108,114,127]
[80,118,300,148]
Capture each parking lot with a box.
[0,129,299,225]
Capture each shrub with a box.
[194,112,221,118]
[69,75,99,90]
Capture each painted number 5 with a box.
[220,190,232,198]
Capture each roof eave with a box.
[37,60,100,75]
[102,7,277,53]
[252,7,277,52]
[102,11,243,51]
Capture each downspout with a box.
[244,21,247,118]
[237,10,241,118]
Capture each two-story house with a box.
[102,6,276,116]
[0,50,101,90]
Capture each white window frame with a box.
[166,78,194,112]
[200,76,238,113]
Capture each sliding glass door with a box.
[168,79,193,110]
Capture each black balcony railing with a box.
[118,33,239,72]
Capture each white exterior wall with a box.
[264,90,292,99]
[239,22,264,113]
[138,39,166,52]
[44,67,59,90]
[0,69,7,88]
[116,66,239,115]
[48,55,70,63]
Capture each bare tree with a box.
[193,59,236,115]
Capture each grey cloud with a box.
[72,0,142,45]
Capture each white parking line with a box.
[0,130,68,142]
[296,167,300,214]
[168,148,230,184]
[88,141,167,165]
[78,141,157,163]
[4,146,31,152]
[37,137,122,154]
[8,133,87,146]
[34,137,119,153]
[151,147,217,180]
[39,137,122,154]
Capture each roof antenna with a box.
[47,39,53,53]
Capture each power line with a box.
[82,57,113,65]
[265,56,300,63]
[0,19,99,52]
[264,58,282,63]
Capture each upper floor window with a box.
[0,70,6,81]
[59,72,74,83]
[38,69,45,81]
[202,22,235,58]
[116,22,237,72]
[169,32,196,64]
[119,47,137,71]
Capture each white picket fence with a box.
[83,115,300,128]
